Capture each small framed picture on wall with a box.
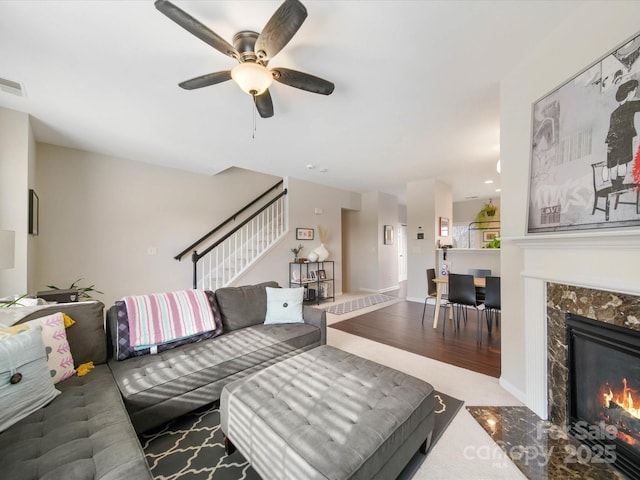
[296,228,314,240]
[439,217,449,237]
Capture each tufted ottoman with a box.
[220,345,435,480]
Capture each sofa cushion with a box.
[0,327,61,433]
[0,364,153,480]
[216,281,279,332]
[112,290,222,360]
[265,287,304,324]
[108,322,321,432]
[7,301,107,366]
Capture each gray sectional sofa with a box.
[107,281,326,433]
[1,281,326,479]
[0,300,153,480]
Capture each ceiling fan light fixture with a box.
[231,62,273,96]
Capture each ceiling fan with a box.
[154,0,335,118]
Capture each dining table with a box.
[431,276,486,328]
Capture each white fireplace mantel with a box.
[508,229,640,250]
[509,228,640,419]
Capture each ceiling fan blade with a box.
[155,0,239,60]
[178,71,232,90]
[254,90,274,118]
[255,0,307,61]
[272,68,334,95]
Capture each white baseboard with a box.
[359,288,378,293]
[499,376,527,405]
[379,285,400,293]
[359,287,399,294]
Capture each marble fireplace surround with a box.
[515,230,640,419]
[546,283,640,426]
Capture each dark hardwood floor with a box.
[329,300,501,378]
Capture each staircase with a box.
[175,182,288,291]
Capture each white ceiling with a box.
[0,0,580,202]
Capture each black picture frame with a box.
[28,189,39,236]
[317,269,326,280]
[296,227,314,240]
[384,225,394,244]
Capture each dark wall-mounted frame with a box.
[296,227,314,240]
[28,189,39,236]
[384,225,394,245]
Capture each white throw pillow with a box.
[264,287,304,324]
[0,327,60,433]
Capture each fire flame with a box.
[603,378,640,419]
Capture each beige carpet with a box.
[327,299,527,480]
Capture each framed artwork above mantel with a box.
[527,31,640,233]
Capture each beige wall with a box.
[34,143,280,306]
[0,107,33,297]
[406,179,452,301]
[500,1,640,400]
[5,136,367,307]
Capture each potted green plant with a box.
[483,236,501,249]
[475,199,498,229]
[46,278,103,300]
[478,200,497,218]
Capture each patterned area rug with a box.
[324,293,397,315]
[141,391,463,480]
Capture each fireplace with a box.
[567,312,640,478]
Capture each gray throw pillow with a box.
[216,281,279,332]
[0,326,60,433]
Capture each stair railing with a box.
[190,188,288,289]
[174,179,284,261]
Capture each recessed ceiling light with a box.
[319,168,328,173]
[484,180,494,184]
[495,188,501,192]
[306,164,315,170]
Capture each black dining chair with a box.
[421,268,447,326]
[443,273,482,343]
[468,268,491,303]
[483,276,501,334]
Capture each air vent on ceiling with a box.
[0,77,25,97]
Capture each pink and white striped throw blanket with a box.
[123,290,217,348]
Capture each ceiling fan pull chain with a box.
[252,93,257,139]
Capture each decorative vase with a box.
[314,244,329,262]
[307,251,319,262]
